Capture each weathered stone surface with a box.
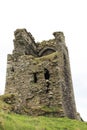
[0,94,16,112]
[5,29,77,119]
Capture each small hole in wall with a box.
[11,67,14,72]
[63,54,66,65]
[33,73,37,83]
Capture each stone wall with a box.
[5,29,77,119]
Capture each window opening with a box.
[44,68,50,80]
[44,68,50,93]
[33,73,37,83]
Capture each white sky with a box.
[0,0,87,121]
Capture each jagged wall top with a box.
[13,28,66,57]
[14,29,35,42]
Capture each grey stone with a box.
[5,28,78,119]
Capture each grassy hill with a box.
[0,111,87,130]
[0,94,87,130]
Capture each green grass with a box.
[0,95,87,130]
[0,111,87,130]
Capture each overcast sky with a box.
[0,0,87,121]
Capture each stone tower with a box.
[5,29,77,119]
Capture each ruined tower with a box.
[5,29,77,119]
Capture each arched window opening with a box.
[33,73,37,83]
[44,68,50,80]
[39,47,56,57]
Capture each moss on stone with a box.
[41,106,63,113]
[34,51,58,64]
